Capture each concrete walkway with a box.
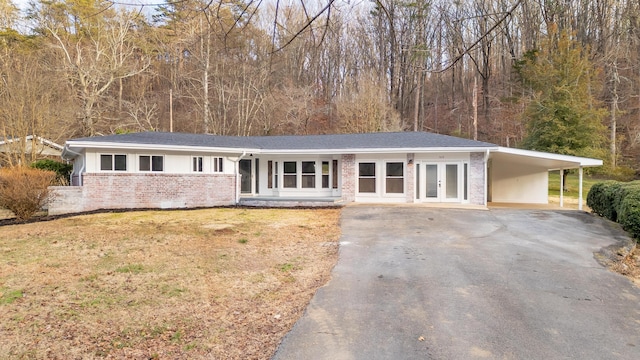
[272,207,640,360]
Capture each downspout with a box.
[62,146,85,186]
[484,149,490,207]
[230,151,247,205]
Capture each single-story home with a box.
[48,131,602,215]
[0,135,64,166]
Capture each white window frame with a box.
[213,157,224,173]
[301,161,316,188]
[100,154,127,172]
[192,156,204,172]
[138,155,164,172]
[384,161,405,195]
[357,162,377,194]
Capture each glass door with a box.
[425,164,439,200]
[239,159,252,194]
[420,162,461,202]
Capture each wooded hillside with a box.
[1,0,639,173]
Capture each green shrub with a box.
[587,181,621,220]
[618,191,640,239]
[588,180,640,240]
[0,167,56,221]
[612,182,640,219]
[31,159,72,185]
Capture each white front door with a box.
[420,162,461,202]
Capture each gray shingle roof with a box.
[69,131,496,151]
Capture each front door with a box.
[420,162,461,202]
[239,159,252,194]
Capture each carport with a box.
[488,147,603,210]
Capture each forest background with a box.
[1,0,639,176]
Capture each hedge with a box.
[31,159,73,185]
[587,180,640,239]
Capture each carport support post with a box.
[559,168,564,208]
[578,166,583,211]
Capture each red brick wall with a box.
[49,173,236,214]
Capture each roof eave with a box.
[259,146,498,155]
[66,141,256,154]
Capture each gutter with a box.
[61,146,85,186]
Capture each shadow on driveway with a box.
[273,207,640,360]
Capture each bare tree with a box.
[37,2,150,136]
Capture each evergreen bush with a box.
[31,159,72,185]
[587,180,640,240]
[587,181,620,220]
[618,191,640,239]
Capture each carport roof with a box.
[491,147,603,169]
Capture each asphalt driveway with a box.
[272,206,640,360]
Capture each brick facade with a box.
[406,153,415,203]
[469,152,486,205]
[341,154,356,203]
[49,173,236,215]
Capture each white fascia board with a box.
[259,146,498,155]
[2,135,63,151]
[494,147,603,168]
[40,137,64,151]
[66,141,258,155]
[64,142,498,156]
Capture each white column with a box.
[559,168,564,208]
[484,149,489,206]
[578,166,584,211]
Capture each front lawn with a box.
[548,171,601,199]
[0,208,341,359]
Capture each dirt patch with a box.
[0,208,341,359]
[610,244,640,286]
[595,227,640,286]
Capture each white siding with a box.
[83,148,234,175]
[490,160,548,204]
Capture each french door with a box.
[419,162,461,202]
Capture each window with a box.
[139,155,163,172]
[301,161,316,188]
[332,159,338,189]
[358,162,376,193]
[213,157,223,173]
[322,161,330,188]
[385,162,404,193]
[274,162,278,189]
[268,161,273,189]
[283,161,297,188]
[193,156,203,172]
[100,154,127,171]
[464,163,468,200]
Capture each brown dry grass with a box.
[0,208,341,359]
[0,208,13,220]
